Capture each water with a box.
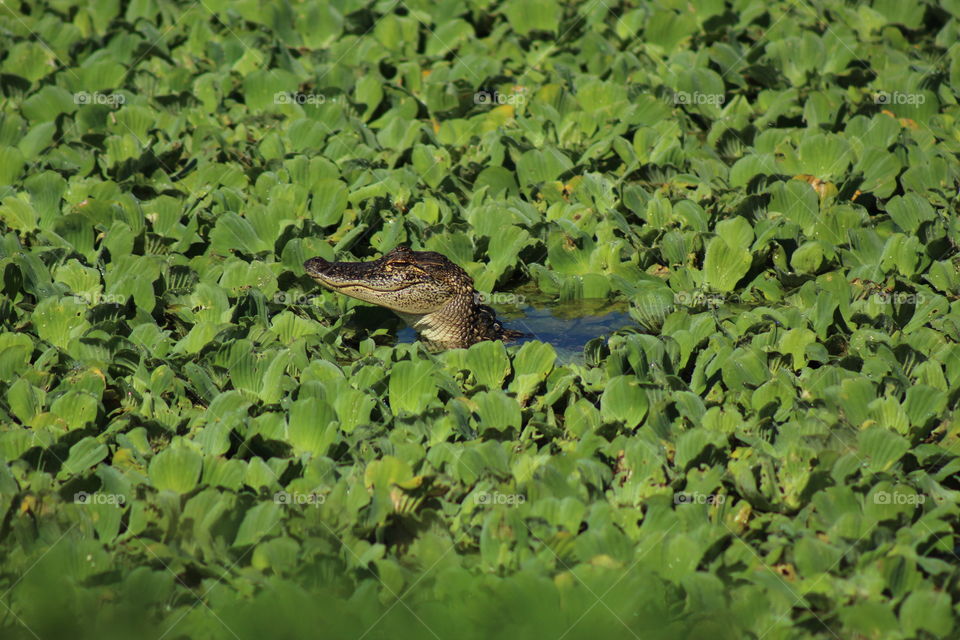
[398,295,636,362]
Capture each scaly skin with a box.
[304,246,522,350]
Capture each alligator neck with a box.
[395,293,519,350]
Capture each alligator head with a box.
[304,246,522,350]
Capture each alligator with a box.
[304,246,523,350]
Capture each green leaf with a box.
[797,133,852,180]
[675,430,711,469]
[0,197,39,232]
[563,398,600,437]
[389,361,438,415]
[33,297,90,349]
[3,42,56,82]
[412,145,451,190]
[0,147,26,186]
[779,328,816,370]
[902,385,946,428]
[600,375,648,428]
[21,86,77,122]
[721,348,768,388]
[24,170,66,221]
[858,427,909,474]
[355,74,383,120]
[631,284,674,332]
[424,19,474,56]
[790,241,823,274]
[331,385,375,434]
[287,397,337,456]
[309,179,348,227]
[837,378,876,427]
[502,0,561,35]
[793,537,843,577]
[729,154,777,188]
[885,194,935,234]
[645,8,698,52]
[855,147,901,197]
[516,148,573,187]
[18,122,56,158]
[512,341,556,379]
[768,180,820,233]
[839,602,898,637]
[252,537,301,572]
[243,69,297,111]
[475,166,519,197]
[298,2,343,48]
[714,217,754,248]
[50,390,98,430]
[62,437,108,476]
[234,503,282,547]
[149,446,203,493]
[6,378,43,424]
[704,237,751,292]
[900,589,953,637]
[364,455,414,491]
[209,212,272,255]
[466,339,511,388]
[473,390,521,432]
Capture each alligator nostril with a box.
[303,258,330,274]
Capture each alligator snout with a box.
[303,257,332,277]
